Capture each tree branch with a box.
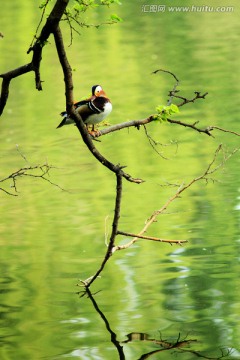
[0,0,70,115]
[206,125,240,137]
[53,24,143,184]
[152,68,180,106]
[171,90,209,107]
[112,144,239,252]
[94,115,240,139]
[53,24,74,108]
[0,64,33,115]
[52,21,145,287]
[167,118,213,136]
[117,231,187,245]
[0,162,63,196]
[80,172,123,287]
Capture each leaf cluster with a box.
[67,0,122,24]
[72,0,121,12]
[153,103,180,122]
[60,0,122,41]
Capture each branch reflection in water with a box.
[77,289,233,360]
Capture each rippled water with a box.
[0,1,240,359]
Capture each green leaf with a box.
[110,13,123,22]
[169,104,179,114]
[39,0,51,9]
[154,103,180,123]
[152,114,161,121]
[156,105,165,113]
[101,0,122,4]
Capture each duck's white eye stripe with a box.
[95,85,102,94]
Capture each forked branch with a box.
[0,162,62,196]
[53,24,143,184]
[78,144,239,288]
[0,0,70,115]
[112,144,239,253]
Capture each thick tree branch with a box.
[53,24,74,108]
[53,24,143,184]
[0,0,70,115]
[52,21,144,287]
[0,64,33,114]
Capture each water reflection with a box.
[0,270,21,348]
[62,288,234,360]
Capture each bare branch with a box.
[112,144,239,252]
[0,187,18,197]
[0,0,70,115]
[28,0,52,50]
[93,115,238,140]
[207,125,240,137]
[53,24,143,184]
[93,117,153,137]
[117,231,188,245]
[143,125,170,160]
[52,24,74,108]
[167,118,214,136]
[152,68,179,83]
[172,90,209,107]
[152,68,180,106]
[80,172,123,287]
[0,162,64,196]
[0,64,33,115]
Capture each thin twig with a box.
[143,125,169,160]
[172,91,209,107]
[167,118,214,136]
[117,231,187,245]
[80,172,123,287]
[104,215,110,247]
[113,144,238,252]
[207,125,240,137]
[28,0,51,50]
[152,68,179,83]
[0,163,65,196]
[152,68,180,106]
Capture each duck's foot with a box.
[88,129,100,137]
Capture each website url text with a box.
[142,5,234,13]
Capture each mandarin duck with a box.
[57,85,112,133]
